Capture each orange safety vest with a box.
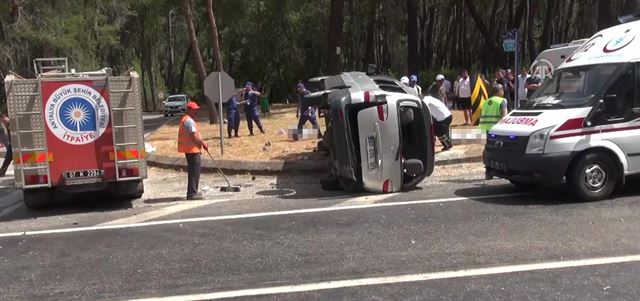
[177,115,201,153]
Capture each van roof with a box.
[558,20,640,70]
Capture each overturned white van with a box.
[484,19,640,201]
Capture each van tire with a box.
[321,178,342,191]
[23,188,53,210]
[567,152,617,202]
[339,178,362,192]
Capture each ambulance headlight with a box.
[526,126,553,154]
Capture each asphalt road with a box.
[143,112,172,135]
[1,162,640,300]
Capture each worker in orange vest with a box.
[178,101,208,200]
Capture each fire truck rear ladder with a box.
[108,77,143,181]
[11,80,52,189]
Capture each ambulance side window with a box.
[602,64,636,122]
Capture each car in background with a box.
[304,72,435,193]
[163,94,188,117]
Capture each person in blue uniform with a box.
[227,89,245,138]
[295,83,322,140]
[242,82,265,136]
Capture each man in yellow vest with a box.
[178,101,208,200]
[479,84,508,132]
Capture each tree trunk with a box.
[597,0,617,30]
[326,0,344,75]
[622,0,638,14]
[463,0,506,67]
[424,5,436,70]
[206,0,224,72]
[363,0,378,70]
[182,0,217,123]
[406,0,419,75]
[540,0,556,51]
[10,0,23,24]
[526,0,538,63]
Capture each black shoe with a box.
[187,193,204,200]
[234,134,240,138]
[441,145,453,152]
[249,133,254,136]
[260,128,265,134]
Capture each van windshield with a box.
[525,64,621,109]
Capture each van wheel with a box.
[567,152,617,202]
[339,178,362,192]
[23,188,54,210]
[321,178,342,191]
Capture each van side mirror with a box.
[403,159,424,176]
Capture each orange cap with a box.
[186,102,200,110]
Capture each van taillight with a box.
[377,103,388,121]
[364,91,372,103]
[383,179,392,193]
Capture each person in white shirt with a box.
[422,96,453,151]
[457,69,472,125]
[409,74,423,97]
[517,67,531,108]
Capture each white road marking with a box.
[129,254,640,301]
[0,192,529,238]
[99,199,231,226]
[332,193,400,207]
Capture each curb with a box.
[146,151,483,174]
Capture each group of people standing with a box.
[226,82,266,139]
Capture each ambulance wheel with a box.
[164,113,169,117]
[23,188,53,210]
[568,152,618,202]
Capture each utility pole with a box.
[168,9,177,94]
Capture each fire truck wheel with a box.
[568,152,618,202]
[23,188,53,210]
[112,180,144,200]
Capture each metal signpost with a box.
[204,72,235,156]
[503,29,521,109]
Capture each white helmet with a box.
[400,76,410,85]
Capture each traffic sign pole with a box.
[218,74,224,156]
[514,29,520,110]
[204,71,235,157]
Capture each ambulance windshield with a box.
[525,64,621,109]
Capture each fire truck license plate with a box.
[64,169,104,179]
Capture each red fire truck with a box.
[4,58,147,208]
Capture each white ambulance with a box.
[484,20,640,201]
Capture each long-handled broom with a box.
[205,149,241,192]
